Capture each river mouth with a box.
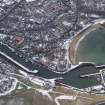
[67,24,105,88]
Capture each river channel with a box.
[0,43,101,89]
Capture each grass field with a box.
[76,28,105,65]
[1,86,105,105]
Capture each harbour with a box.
[0,43,101,89]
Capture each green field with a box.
[76,28,105,65]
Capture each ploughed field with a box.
[76,28,105,65]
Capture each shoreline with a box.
[68,19,105,65]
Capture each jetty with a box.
[0,50,38,73]
[80,72,100,78]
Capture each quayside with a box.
[0,43,101,89]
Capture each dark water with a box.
[0,44,101,88]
